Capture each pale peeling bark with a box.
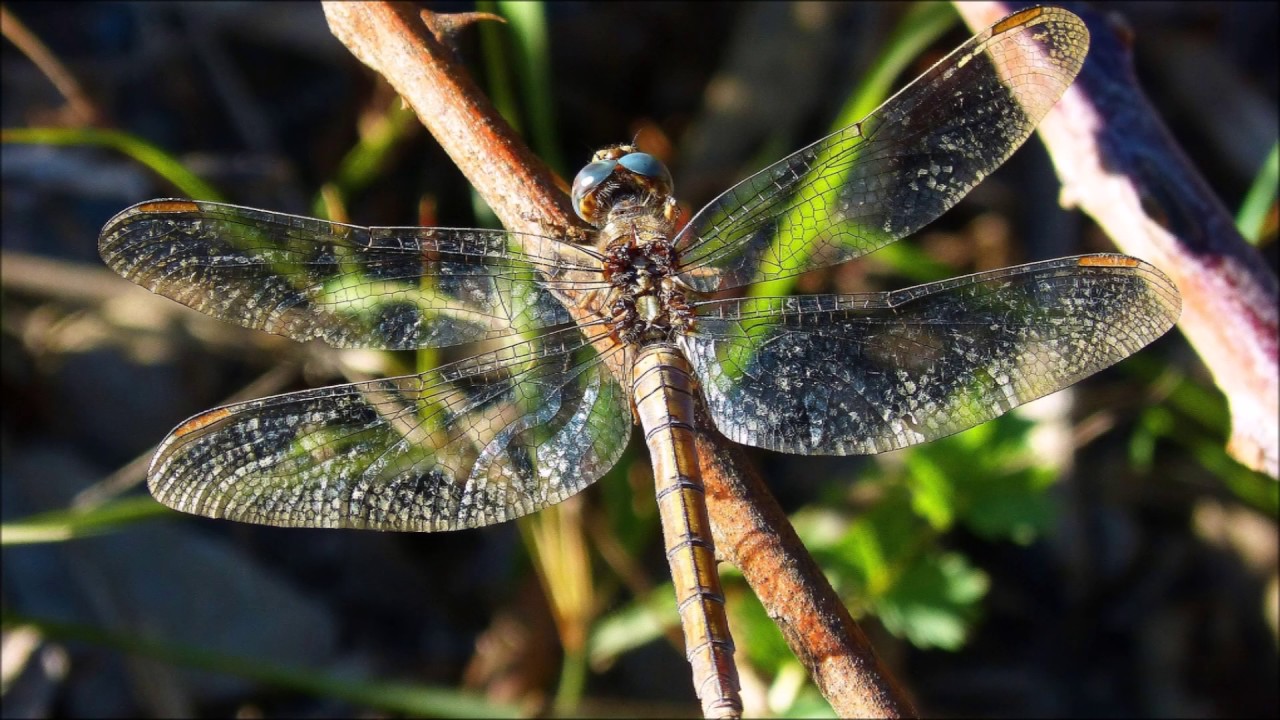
[955,1,1279,479]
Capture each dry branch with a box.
[955,1,1279,479]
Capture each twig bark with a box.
[954,1,1279,479]
[696,421,917,717]
[320,2,914,717]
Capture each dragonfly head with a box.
[572,144,676,226]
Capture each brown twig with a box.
[954,1,1279,479]
[696,421,917,718]
[320,2,914,717]
[321,3,574,237]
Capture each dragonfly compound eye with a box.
[618,152,671,182]
[571,159,618,222]
[619,152,673,195]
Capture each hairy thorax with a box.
[598,209,695,345]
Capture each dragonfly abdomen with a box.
[632,344,742,719]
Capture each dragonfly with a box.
[99,7,1180,718]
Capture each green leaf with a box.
[872,551,988,650]
[959,467,1055,544]
[834,486,923,597]
[903,452,958,531]
[776,684,839,719]
[906,414,1057,544]
[587,585,675,667]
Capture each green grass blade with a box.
[587,586,676,666]
[0,496,173,545]
[2,126,223,201]
[477,1,522,133]
[747,2,957,300]
[1236,140,1278,244]
[497,0,563,175]
[830,2,958,131]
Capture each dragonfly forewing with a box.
[150,324,630,530]
[681,255,1180,455]
[99,199,607,350]
[674,6,1089,293]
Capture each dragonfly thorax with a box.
[600,215,694,345]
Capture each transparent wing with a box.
[681,256,1180,455]
[99,199,606,350]
[148,324,630,530]
[674,7,1088,292]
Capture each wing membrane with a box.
[681,255,1180,454]
[99,199,606,350]
[149,324,630,530]
[675,7,1088,292]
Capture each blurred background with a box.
[2,1,1276,717]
